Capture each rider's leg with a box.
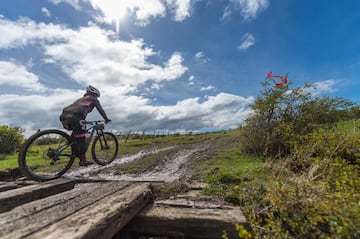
[71,118,93,166]
[60,116,78,156]
[69,132,77,157]
[73,135,92,166]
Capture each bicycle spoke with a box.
[91,132,118,165]
[19,130,75,181]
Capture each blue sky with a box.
[0,0,359,136]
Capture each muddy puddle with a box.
[64,141,212,182]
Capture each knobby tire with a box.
[91,132,119,165]
[18,129,75,181]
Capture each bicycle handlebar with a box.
[80,120,106,125]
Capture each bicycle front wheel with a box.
[91,132,119,165]
[18,129,75,181]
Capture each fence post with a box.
[125,130,131,143]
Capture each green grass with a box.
[190,138,270,205]
[0,154,19,170]
[335,119,360,135]
[317,119,360,135]
[1,122,355,174]
[201,152,271,206]
[0,131,228,172]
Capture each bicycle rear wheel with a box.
[91,132,119,165]
[18,129,75,181]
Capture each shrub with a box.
[237,79,359,238]
[248,131,360,239]
[0,125,25,155]
[239,79,356,159]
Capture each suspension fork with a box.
[96,129,109,149]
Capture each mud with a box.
[0,137,249,239]
[64,140,214,183]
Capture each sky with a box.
[1,0,360,136]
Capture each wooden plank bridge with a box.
[0,179,248,239]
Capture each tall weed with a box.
[248,131,360,238]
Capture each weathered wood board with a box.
[0,180,249,239]
[0,180,152,239]
[122,193,249,239]
[0,179,78,213]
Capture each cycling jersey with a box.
[61,93,108,120]
[59,93,109,135]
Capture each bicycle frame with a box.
[55,120,106,160]
[83,120,107,152]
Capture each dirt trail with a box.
[64,140,214,182]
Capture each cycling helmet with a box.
[86,85,100,97]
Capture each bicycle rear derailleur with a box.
[46,148,59,165]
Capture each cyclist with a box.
[60,85,111,166]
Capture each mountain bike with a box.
[18,120,119,181]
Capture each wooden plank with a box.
[0,181,31,192]
[27,183,152,239]
[123,199,248,239]
[0,179,78,213]
[0,181,132,239]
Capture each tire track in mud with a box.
[64,141,213,182]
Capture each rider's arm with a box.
[93,99,110,122]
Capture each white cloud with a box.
[195,51,204,60]
[286,79,340,98]
[0,79,254,136]
[311,79,340,96]
[225,0,269,21]
[52,0,194,28]
[0,12,254,136]
[238,33,255,51]
[151,83,161,90]
[48,0,83,10]
[41,7,51,17]
[0,16,75,49]
[88,0,166,28]
[202,93,254,127]
[200,85,215,91]
[222,5,232,20]
[0,17,187,92]
[194,51,210,64]
[0,61,46,92]
[35,24,188,92]
[154,93,254,129]
[188,75,195,86]
[166,0,192,21]
[0,89,81,135]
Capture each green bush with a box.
[248,131,360,239]
[0,125,24,155]
[239,79,357,159]
[34,136,62,145]
[235,79,359,238]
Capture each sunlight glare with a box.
[90,0,128,34]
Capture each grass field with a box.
[1,120,357,176]
[0,154,18,170]
[0,130,231,172]
[191,141,269,205]
[2,120,357,173]
[1,121,358,238]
